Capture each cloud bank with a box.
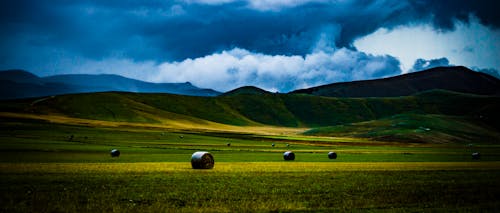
[154,48,400,92]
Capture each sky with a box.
[1,0,499,92]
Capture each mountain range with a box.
[290,66,500,97]
[0,70,221,99]
[1,66,499,100]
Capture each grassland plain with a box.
[1,115,500,212]
[1,90,500,212]
[1,163,500,212]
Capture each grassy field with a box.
[1,114,500,212]
[1,90,500,212]
[2,163,500,212]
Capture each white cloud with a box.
[183,0,236,5]
[154,47,400,92]
[182,0,333,10]
[354,15,500,73]
[247,0,331,11]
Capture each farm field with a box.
[1,116,500,212]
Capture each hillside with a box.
[0,70,221,99]
[304,113,500,144]
[291,66,500,97]
[222,86,272,96]
[2,66,500,143]
[1,90,499,143]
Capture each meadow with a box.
[1,117,500,212]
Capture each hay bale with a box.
[472,152,481,160]
[271,143,275,147]
[110,149,120,157]
[283,151,295,161]
[328,151,337,159]
[227,143,231,147]
[191,151,214,169]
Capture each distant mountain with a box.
[0,70,43,84]
[222,86,272,96]
[0,70,221,99]
[291,66,500,97]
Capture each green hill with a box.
[304,113,500,143]
[1,90,499,143]
[222,86,272,96]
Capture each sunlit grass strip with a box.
[0,112,305,135]
[2,162,500,174]
[264,135,374,143]
[260,149,467,154]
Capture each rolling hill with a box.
[1,66,500,143]
[0,70,221,99]
[291,66,500,97]
[1,89,499,143]
[304,113,500,144]
[222,86,272,96]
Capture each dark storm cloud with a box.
[1,0,181,61]
[1,0,499,91]
[409,0,500,30]
[2,0,498,63]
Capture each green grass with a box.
[305,113,500,143]
[2,90,499,145]
[2,117,499,163]
[1,91,500,212]
[3,90,499,129]
[2,163,500,212]
[1,137,499,211]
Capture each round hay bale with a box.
[283,151,295,161]
[191,151,214,169]
[110,149,120,157]
[328,151,337,159]
[227,143,231,147]
[271,143,275,147]
[472,152,480,160]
